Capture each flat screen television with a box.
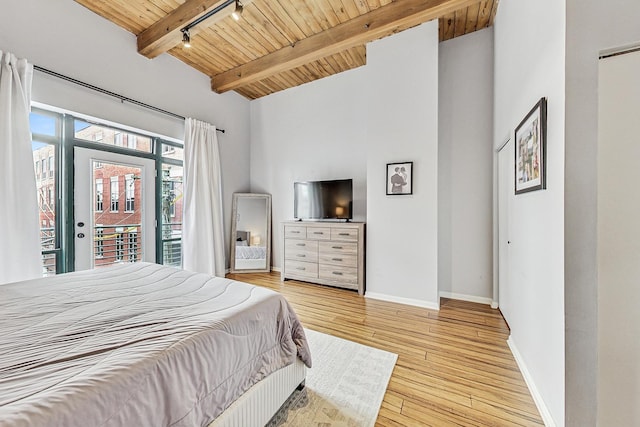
[294,179,353,220]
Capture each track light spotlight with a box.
[182,29,191,48]
[231,0,243,21]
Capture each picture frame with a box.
[386,161,413,195]
[515,97,547,194]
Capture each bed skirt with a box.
[209,358,306,427]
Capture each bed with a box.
[235,245,268,270]
[0,262,311,427]
[234,230,268,271]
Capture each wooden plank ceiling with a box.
[75,0,498,99]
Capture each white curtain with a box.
[182,118,226,277]
[0,52,41,284]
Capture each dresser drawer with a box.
[319,241,357,267]
[285,239,318,262]
[284,225,307,239]
[331,228,358,242]
[285,260,318,279]
[305,227,331,240]
[319,264,358,287]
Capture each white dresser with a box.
[281,221,365,295]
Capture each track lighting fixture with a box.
[180,0,242,48]
[231,0,243,21]
[182,29,191,48]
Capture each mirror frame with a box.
[230,193,272,273]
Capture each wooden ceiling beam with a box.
[137,0,254,59]
[211,0,479,93]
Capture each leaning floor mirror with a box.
[230,193,272,273]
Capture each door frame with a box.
[492,135,511,310]
[73,146,156,271]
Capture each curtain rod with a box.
[33,65,225,133]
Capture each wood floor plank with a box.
[226,272,544,426]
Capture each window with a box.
[162,144,175,155]
[163,180,176,218]
[30,108,185,275]
[110,177,119,212]
[95,180,103,212]
[74,120,152,153]
[161,143,183,161]
[95,228,104,258]
[128,232,138,262]
[115,234,124,261]
[161,163,183,267]
[127,135,137,149]
[48,186,54,211]
[30,116,60,276]
[125,174,135,212]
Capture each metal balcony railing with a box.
[162,221,182,267]
[38,222,183,275]
[94,224,142,268]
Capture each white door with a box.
[74,147,155,271]
[498,139,513,326]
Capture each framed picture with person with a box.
[386,161,413,195]
[515,97,547,194]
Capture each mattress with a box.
[0,262,311,427]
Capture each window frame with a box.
[31,107,184,274]
[110,176,119,212]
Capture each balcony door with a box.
[74,147,155,271]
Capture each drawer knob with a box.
[296,243,306,246]
[332,246,343,249]
[339,232,350,236]
[291,231,300,234]
[332,258,343,262]
[296,267,306,271]
[313,231,323,235]
[332,271,343,276]
[297,254,306,258]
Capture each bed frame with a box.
[209,358,306,426]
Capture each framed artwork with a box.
[386,162,413,195]
[515,97,547,194]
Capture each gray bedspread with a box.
[0,262,311,427]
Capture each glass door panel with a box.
[74,147,155,271]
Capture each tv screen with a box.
[294,179,353,220]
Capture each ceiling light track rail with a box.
[184,0,235,32]
[33,65,225,133]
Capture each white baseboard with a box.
[439,291,493,306]
[507,337,556,427]
[490,301,499,309]
[271,266,281,273]
[365,292,440,311]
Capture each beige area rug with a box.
[271,328,398,427]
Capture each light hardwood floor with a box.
[226,272,544,427]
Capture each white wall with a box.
[365,22,439,308]
[564,1,640,425]
[250,66,368,269]
[597,51,640,426]
[251,22,440,307]
[493,0,565,425]
[0,0,251,266]
[438,28,494,302]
